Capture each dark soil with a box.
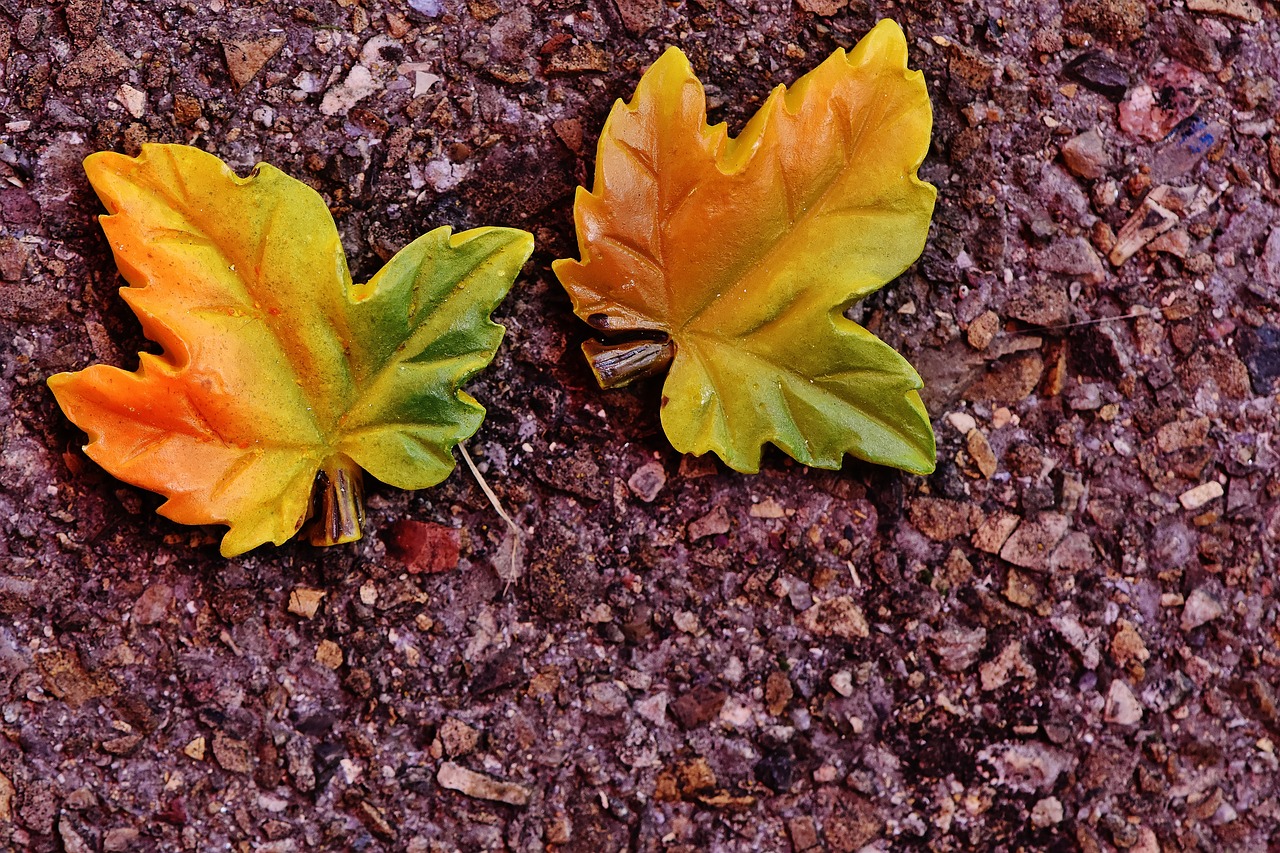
[2,0,1280,851]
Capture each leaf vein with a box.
[688,332,922,449]
[342,248,508,428]
[208,447,265,502]
[682,73,906,331]
[614,138,660,182]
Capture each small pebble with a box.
[627,461,666,502]
[1030,796,1064,828]
[829,670,854,697]
[1181,587,1225,631]
[1179,481,1224,510]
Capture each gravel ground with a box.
[2,0,1280,850]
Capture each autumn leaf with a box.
[554,20,937,474]
[48,144,533,557]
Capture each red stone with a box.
[386,520,461,574]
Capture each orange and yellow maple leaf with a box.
[554,20,938,474]
[49,144,532,556]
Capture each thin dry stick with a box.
[1003,307,1166,337]
[458,442,523,592]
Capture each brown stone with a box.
[1060,129,1111,179]
[132,583,173,625]
[467,0,502,20]
[787,815,821,852]
[1181,587,1225,631]
[1034,238,1106,284]
[0,771,13,822]
[254,739,280,792]
[689,506,731,541]
[697,790,758,810]
[553,118,584,154]
[36,647,117,707]
[101,733,143,756]
[1064,0,1149,44]
[1148,228,1190,257]
[613,0,664,33]
[438,718,479,757]
[939,548,975,587]
[931,625,988,672]
[967,429,998,478]
[670,685,727,729]
[182,736,206,761]
[653,769,681,802]
[822,792,884,852]
[0,237,28,280]
[537,445,609,500]
[315,639,344,670]
[543,42,610,74]
[1104,679,1143,724]
[1156,416,1210,453]
[584,680,628,716]
[65,0,102,46]
[103,828,139,851]
[765,671,793,716]
[212,733,253,773]
[358,800,396,841]
[964,352,1044,405]
[526,666,561,698]
[384,11,411,37]
[679,454,718,478]
[800,596,869,640]
[222,35,285,89]
[973,512,1019,553]
[797,0,849,14]
[1110,621,1150,666]
[676,757,716,795]
[1186,0,1262,21]
[999,514,1071,570]
[1040,340,1069,397]
[907,497,980,541]
[1004,569,1044,609]
[173,93,202,125]
[967,311,1000,350]
[1177,348,1252,401]
[287,587,325,619]
[980,640,1037,690]
[948,44,996,92]
[1048,531,1096,572]
[750,497,786,519]
[18,779,56,835]
[1006,288,1070,331]
[626,461,666,503]
[1091,220,1118,255]
[56,38,129,87]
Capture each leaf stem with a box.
[583,337,675,389]
[307,455,365,547]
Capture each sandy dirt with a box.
[2,0,1280,850]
